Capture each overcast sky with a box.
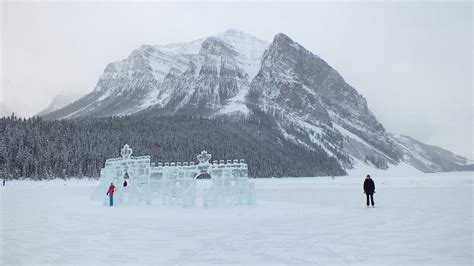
[1,1,472,159]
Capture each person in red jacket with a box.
[106,183,116,206]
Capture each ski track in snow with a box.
[1,172,472,265]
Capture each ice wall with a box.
[95,145,256,208]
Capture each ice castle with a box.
[93,144,256,207]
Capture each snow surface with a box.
[1,171,472,264]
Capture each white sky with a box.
[1,1,472,159]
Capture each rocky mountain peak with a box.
[272,33,294,46]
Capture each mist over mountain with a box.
[0,103,14,117]
[40,30,473,175]
[36,92,84,116]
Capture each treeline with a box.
[0,112,345,179]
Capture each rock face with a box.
[41,30,472,173]
[249,33,402,169]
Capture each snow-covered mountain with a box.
[36,93,84,116]
[390,134,473,172]
[43,30,268,118]
[42,30,473,173]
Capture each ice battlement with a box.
[105,156,151,164]
[154,159,247,168]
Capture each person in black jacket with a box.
[363,174,375,207]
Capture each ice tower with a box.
[93,144,151,205]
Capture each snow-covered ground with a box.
[1,171,472,264]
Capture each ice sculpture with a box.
[94,145,256,208]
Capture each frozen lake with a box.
[1,171,472,264]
